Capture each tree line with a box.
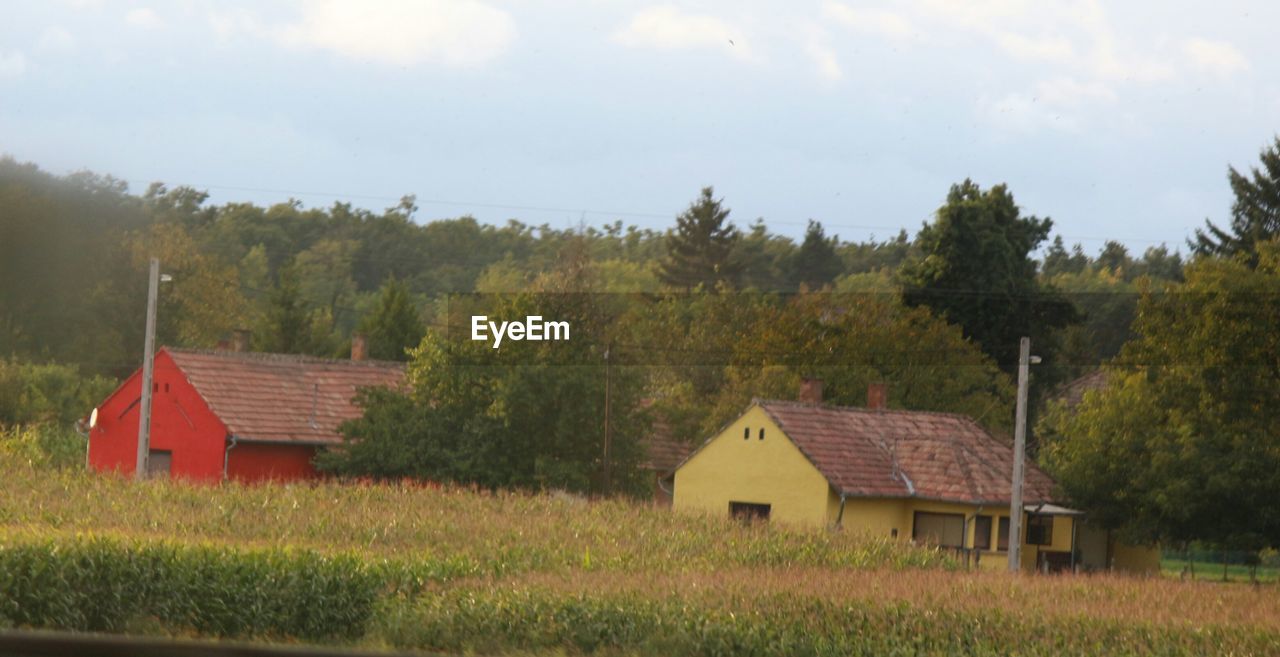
[3,136,1279,554]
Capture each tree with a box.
[1193,136,1280,265]
[1041,236,1088,278]
[1040,241,1280,551]
[357,278,424,361]
[659,187,742,290]
[257,262,322,354]
[901,180,1078,374]
[323,259,651,495]
[787,220,843,290]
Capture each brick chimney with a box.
[351,332,367,362]
[867,382,888,411]
[799,378,824,404]
[232,328,251,353]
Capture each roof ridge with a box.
[754,398,976,422]
[165,347,405,369]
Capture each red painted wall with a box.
[227,443,320,482]
[89,350,228,481]
[88,348,322,484]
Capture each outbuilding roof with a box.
[167,348,404,445]
[746,400,1057,505]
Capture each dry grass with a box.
[4,460,1279,654]
[0,460,947,573]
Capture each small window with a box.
[164,382,170,393]
[758,428,765,440]
[973,515,993,550]
[743,427,750,440]
[729,501,771,522]
[912,511,965,548]
[997,517,1010,551]
[890,528,898,539]
[147,450,172,479]
[1027,514,1054,546]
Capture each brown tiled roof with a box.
[756,400,1057,505]
[642,418,693,475]
[167,348,404,445]
[1053,370,1109,410]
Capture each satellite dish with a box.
[89,407,99,429]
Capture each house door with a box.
[147,450,172,479]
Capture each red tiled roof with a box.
[167,348,404,445]
[642,418,693,475]
[756,400,1057,505]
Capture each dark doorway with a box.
[147,450,172,479]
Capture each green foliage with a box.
[902,180,1078,375]
[356,277,424,361]
[0,537,381,641]
[1193,136,1280,265]
[325,261,651,495]
[0,425,86,469]
[0,360,115,427]
[787,220,842,290]
[1041,242,1280,551]
[659,187,742,290]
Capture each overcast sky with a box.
[2,1,1277,252]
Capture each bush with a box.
[0,424,85,469]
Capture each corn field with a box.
[2,459,1278,655]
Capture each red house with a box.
[88,342,404,482]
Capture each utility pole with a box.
[602,343,612,495]
[135,257,159,481]
[1008,336,1031,573]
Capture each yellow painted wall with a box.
[673,405,831,526]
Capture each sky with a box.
[2,0,1277,253]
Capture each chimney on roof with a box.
[351,332,367,362]
[232,328,251,353]
[867,382,888,411]
[799,378,824,404]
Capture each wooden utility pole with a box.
[1008,336,1031,573]
[135,257,159,481]
[602,343,612,494]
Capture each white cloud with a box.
[37,26,77,53]
[0,51,26,79]
[125,8,165,29]
[806,42,842,82]
[216,0,516,68]
[823,2,915,40]
[992,32,1073,63]
[1182,37,1248,77]
[614,6,750,60]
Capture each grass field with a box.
[1161,558,1280,584]
[2,458,1280,655]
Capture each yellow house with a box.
[673,385,1158,573]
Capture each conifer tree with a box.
[788,220,843,289]
[659,187,742,290]
[358,277,424,361]
[1193,136,1280,265]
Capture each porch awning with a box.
[1024,503,1085,516]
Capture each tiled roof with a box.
[167,348,404,445]
[756,400,1057,505]
[1053,370,1109,410]
[642,418,693,475]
